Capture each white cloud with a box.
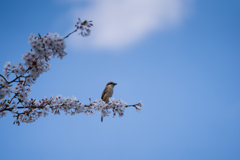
[62,0,192,50]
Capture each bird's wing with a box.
[101,87,107,99]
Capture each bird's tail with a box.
[101,116,103,122]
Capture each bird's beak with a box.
[114,83,117,86]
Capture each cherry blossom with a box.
[0,18,142,126]
[75,18,93,37]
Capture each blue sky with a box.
[0,0,240,160]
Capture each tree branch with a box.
[7,67,31,84]
[0,74,8,83]
[64,28,78,39]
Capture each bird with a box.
[101,81,117,122]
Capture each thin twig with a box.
[9,94,17,104]
[64,28,78,39]
[0,74,8,83]
[126,103,141,108]
[8,67,31,84]
[8,75,23,84]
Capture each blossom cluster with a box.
[75,18,93,37]
[0,94,142,125]
[1,32,67,99]
[92,97,128,118]
[28,32,67,60]
[3,61,26,78]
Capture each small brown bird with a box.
[101,81,117,122]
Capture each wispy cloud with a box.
[61,0,192,50]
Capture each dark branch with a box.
[64,28,78,39]
[0,74,8,83]
[8,76,23,84]
[8,67,31,84]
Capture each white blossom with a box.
[13,86,19,94]
[139,101,143,107]
[75,18,93,37]
[100,109,111,118]
[0,111,6,118]
[136,107,141,112]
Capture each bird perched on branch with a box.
[101,81,117,122]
